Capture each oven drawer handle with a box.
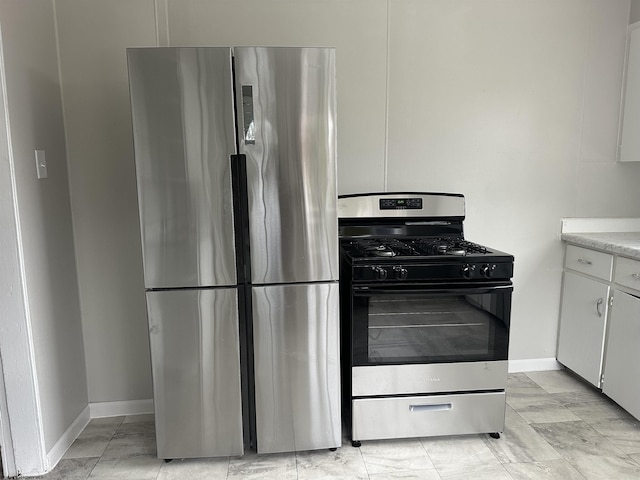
[409,403,452,413]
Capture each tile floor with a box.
[31,369,640,479]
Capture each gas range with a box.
[337,192,514,446]
[341,236,513,282]
[345,237,491,258]
[339,193,514,282]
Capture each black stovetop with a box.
[342,236,492,259]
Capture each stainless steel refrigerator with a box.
[127,47,340,459]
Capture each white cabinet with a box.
[614,256,640,290]
[558,242,640,420]
[557,270,610,387]
[619,22,640,162]
[564,245,613,281]
[603,290,640,419]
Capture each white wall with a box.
[55,0,157,403]
[386,0,638,360]
[53,0,637,403]
[0,0,87,464]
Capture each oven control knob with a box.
[372,266,388,280]
[461,264,471,278]
[461,264,476,278]
[481,264,496,278]
[393,266,408,279]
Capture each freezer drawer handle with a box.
[409,403,452,413]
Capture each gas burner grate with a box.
[349,239,421,257]
[411,238,489,256]
[348,237,491,258]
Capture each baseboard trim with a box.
[46,404,90,471]
[508,358,563,373]
[89,399,154,418]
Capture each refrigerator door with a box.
[234,47,338,284]
[252,283,341,453]
[128,48,237,289]
[146,288,244,458]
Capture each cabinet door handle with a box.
[632,273,640,280]
[577,258,592,265]
[596,297,604,317]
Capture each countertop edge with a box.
[561,232,640,260]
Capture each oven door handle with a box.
[410,403,453,413]
[353,284,513,296]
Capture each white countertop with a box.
[561,231,640,259]
[560,218,640,259]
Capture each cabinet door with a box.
[603,290,640,419]
[557,271,609,387]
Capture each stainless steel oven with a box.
[338,193,514,445]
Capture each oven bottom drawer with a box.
[352,391,506,441]
[352,361,508,396]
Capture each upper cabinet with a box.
[619,22,640,162]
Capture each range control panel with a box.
[353,262,514,282]
[379,198,423,210]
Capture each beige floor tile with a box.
[227,451,297,480]
[503,459,586,479]
[589,417,640,455]
[32,457,99,480]
[434,463,513,480]
[296,448,367,480]
[421,434,500,471]
[359,437,434,475]
[526,370,592,394]
[157,457,230,479]
[88,454,162,479]
[483,406,561,463]
[55,370,640,480]
[369,469,442,479]
[531,420,640,480]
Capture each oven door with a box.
[350,282,511,367]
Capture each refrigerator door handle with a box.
[231,154,251,284]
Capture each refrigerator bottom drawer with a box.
[352,392,506,441]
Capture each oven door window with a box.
[351,286,511,366]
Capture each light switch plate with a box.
[35,150,47,179]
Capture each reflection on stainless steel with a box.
[252,283,341,453]
[128,48,237,288]
[146,288,243,458]
[234,47,338,284]
[352,392,506,441]
[338,193,465,219]
[351,361,508,396]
